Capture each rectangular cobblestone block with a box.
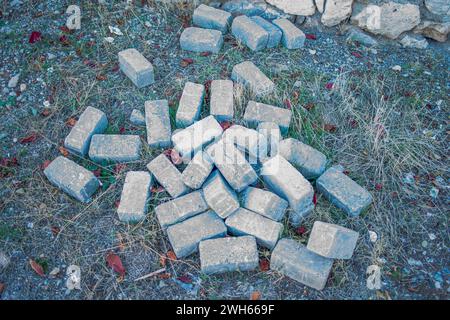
[176,82,205,128]
[272,18,305,49]
[166,211,227,258]
[210,80,234,121]
[118,48,155,88]
[261,155,314,226]
[130,109,145,126]
[270,238,334,291]
[231,15,269,51]
[242,187,288,221]
[278,138,327,179]
[244,101,291,134]
[146,154,189,198]
[222,125,267,163]
[257,122,281,159]
[206,140,258,192]
[202,170,239,219]
[172,115,223,159]
[316,166,373,217]
[117,171,153,223]
[181,151,214,189]
[231,61,275,96]
[155,190,208,229]
[44,156,100,203]
[64,106,108,156]
[88,134,141,162]
[180,27,224,53]
[225,208,283,249]
[250,16,282,48]
[193,4,232,33]
[307,221,359,259]
[145,99,172,148]
[199,236,259,274]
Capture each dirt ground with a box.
[0,1,448,300]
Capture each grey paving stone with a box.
[261,155,314,226]
[316,166,372,217]
[210,80,234,121]
[166,211,227,258]
[193,4,232,33]
[206,140,258,192]
[181,151,214,189]
[145,99,172,148]
[176,82,205,128]
[231,61,274,96]
[118,48,155,88]
[88,134,141,162]
[272,18,305,49]
[64,106,108,156]
[278,138,327,179]
[241,187,288,221]
[44,156,100,203]
[202,170,239,219]
[222,124,267,163]
[199,236,259,274]
[244,101,291,134]
[130,109,145,126]
[155,190,209,229]
[180,27,223,53]
[225,208,283,249]
[117,171,153,223]
[146,154,189,198]
[257,122,281,160]
[307,221,359,259]
[172,115,223,160]
[270,238,334,291]
[251,16,282,48]
[231,15,269,51]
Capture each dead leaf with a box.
[166,250,177,261]
[29,259,45,277]
[200,51,211,57]
[259,258,269,271]
[51,226,60,236]
[180,58,194,67]
[106,252,126,277]
[170,149,183,165]
[159,272,171,279]
[59,146,69,157]
[250,291,261,300]
[96,74,107,81]
[323,124,337,133]
[66,117,77,127]
[41,108,51,117]
[159,255,167,267]
[19,132,39,144]
[220,121,232,131]
[177,274,192,284]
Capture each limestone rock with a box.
[321,0,353,27]
[399,34,429,49]
[266,0,315,16]
[414,21,450,42]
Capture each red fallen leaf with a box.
[59,25,71,34]
[343,170,350,175]
[323,123,337,133]
[96,74,107,81]
[92,169,101,177]
[404,91,414,97]
[51,226,60,236]
[0,157,19,167]
[259,258,270,271]
[114,200,120,208]
[180,58,194,67]
[29,259,45,277]
[250,291,261,300]
[66,117,77,127]
[83,59,97,68]
[200,51,211,57]
[351,51,363,58]
[59,35,70,45]
[159,272,171,279]
[111,63,120,72]
[170,149,183,165]
[166,250,177,261]
[163,149,172,157]
[0,283,4,295]
[325,82,334,90]
[119,126,126,134]
[19,132,39,144]
[305,33,317,40]
[159,255,167,267]
[151,185,165,193]
[177,274,192,284]
[304,103,315,111]
[349,118,358,128]
[296,225,307,235]
[114,163,126,174]
[220,121,232,130]
[41,160,51,170]
[59,146,69,157]
[375,183,383,191]
[284,99,292,110]
[106,252,126,276]
[313,193,317,206]
[41,108,51,117]
[29,31,42,44]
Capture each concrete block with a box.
[225,208,283,249]
[130,109,145,126]
[231,15,269,51]
[316,166,372,216]
[118,48,155,88]
[202,170,239,219]
[251,16,282,48]
[278,138,327,179]
[176,82,205,128]
[44,156,99,203]
[88,134,141,162]
[180,27,224,54]
[146,154,189,198]
[270,238,333,291]
[64,106,108,156]
[193,4,232,33]
[244,101,291,134]
[145,99,172,148]
[257,122,281,159]
[307,221,359,259]
[181,151,214,189]
[261,155,314,226]
[155,190,208,229]
[199,236,259,274]
[222,124,267,163]
[210,80,234,121]
[117,171,152,223]
[231,61,274,96]
[242,187,288,221]
[166,211,227,258]
[272,18,305,49]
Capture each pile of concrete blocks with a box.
[180,4,307,54]
[43,45,373,291]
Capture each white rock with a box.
[399,34,428,49]
[8,74,20,88]
[391,65,402,72]
[321,0,353,27]
[266,0,315,16]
